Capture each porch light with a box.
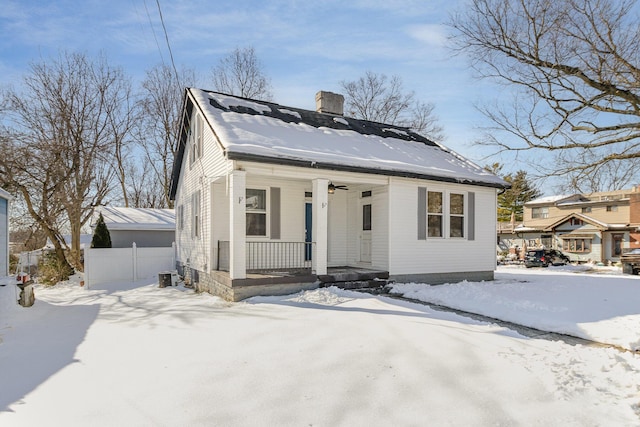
[328,183,335,194]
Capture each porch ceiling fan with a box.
[328,182,348,194]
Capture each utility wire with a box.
[155,0,181,89]
[142,0,165,65]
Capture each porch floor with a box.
[219,266,389,288]
[199,267,391,301]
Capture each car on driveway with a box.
[621,248,640,275]
[525,249,570,268]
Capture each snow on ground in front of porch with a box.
[0,267,639,426]
[391,264,640,351]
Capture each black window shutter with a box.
[270,187,281,239]
[468,192,475,241]
[418,187,426,240]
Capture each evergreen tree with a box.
[91,213,112,248]
[498,171,542,222]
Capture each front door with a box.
[305,203,312,261]
[360,200,372,263]
[612,233,624,258]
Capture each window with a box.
[419,188,472,240]
[449,193,464,238]
[562,238,590,252]
[177,205,184,230]
[191,191,201,238]
[363,204,372,231]
[428,191,443,237]
[606,205,618,212]
[189,113,203,166]
[531,207,549,219]
[570,218,584,226]
[581,206,592,213]
[246,188,267,236]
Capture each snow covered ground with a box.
[393,264,640,351]
[1,266,639,426]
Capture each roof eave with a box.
[227,151,509,189]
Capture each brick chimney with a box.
[315,91,344,115]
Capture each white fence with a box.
[84,243,176,288]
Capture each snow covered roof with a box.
[544,212,614,231]
[170,89,508,198]
[94,207,175,231]
[526,194,575,205]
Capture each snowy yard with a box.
[1,266,639,426]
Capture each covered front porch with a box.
[211,168,388,273]
[188,166,393,300]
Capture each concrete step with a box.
[318,270,389,283]
[319,278,394,293]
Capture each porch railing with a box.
[217,241,314,273]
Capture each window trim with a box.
[449,192,465,238]
[191,190,201,239]
[425,189,467,240]
[531,207,549,219]
[177,205,184,231]
[362,203,372,231]
[246,187,269,237]
[562,238,590,253]
[427,190,444,238]
[189,113,203,167]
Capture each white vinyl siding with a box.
[389,179,496,276]
[175,104,231,273]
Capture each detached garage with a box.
[92,206,175,248]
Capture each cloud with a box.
[406,24,448,48]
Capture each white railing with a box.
[218,241,314,272]
[84,242,176,288]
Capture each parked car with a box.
[524,249,570,268]
[621,248,640,275]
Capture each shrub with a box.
[38,251,73,286]
[91,213,112,248]
[9,253,18,274]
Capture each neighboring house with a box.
[498,188,640,263]
[0,188,10,276]
[169,89,509,301]
[92,206,175,248]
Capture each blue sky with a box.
[0,0,516,168]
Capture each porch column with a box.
[229,170,246,279]
[312,178,329,275]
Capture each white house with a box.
[169,89,508,301]
[0,188,10,276]
[91,206,175,248]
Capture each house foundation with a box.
[390,270,495,285]
[193,268,319,302]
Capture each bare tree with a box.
[135,64,197,208]
[127,161,168,208]
[211,47,273,100]
[340,71,444,141]
[552,148,640,194]
[0,52,132,274]
[449,0,640,187]
[109,81,137,208]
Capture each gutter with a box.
[227,152,510,190]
